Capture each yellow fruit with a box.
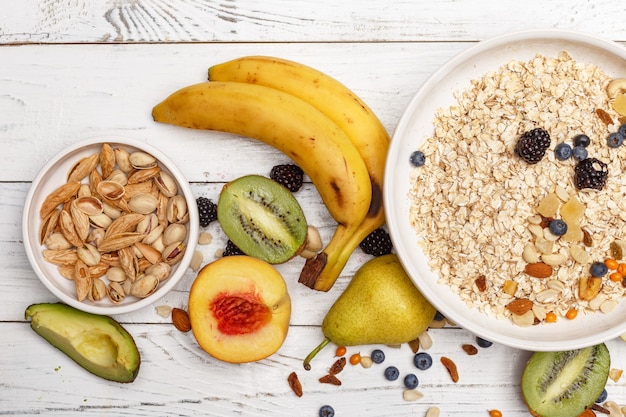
[188,256,291,363]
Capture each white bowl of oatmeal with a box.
[385,29,626,351]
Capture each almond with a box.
[524,262,553,278]
[172,307,192,332]
[506,298,534,315]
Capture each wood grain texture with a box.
[0,0,625,43]
[3,1,626,415]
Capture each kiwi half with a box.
[217,175,308,264]
[521,343,610,417]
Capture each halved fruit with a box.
[25,303,140,383]
[217,175,307,264]
[521,343,610,417]
[188,255,291,363]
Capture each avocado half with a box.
[25,303,140,383]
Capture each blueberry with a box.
[619,124,626,138]
[607,132,624,148]
[403,373,419,389]
[573,134,591,148]
[554,143,572,161]
[433,311,446,321]
[476,336,493,348]
[319,405,335,417]
[410,150,426,167]
[548,219,568,236]
[371,349,385,364]
[596,388,608,403]
[572,145,588,161]
[413,352,433,370]
[384,366,400,381]
[590,261,608,277]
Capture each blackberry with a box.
[196,197,217,227]
[359,228,393,256]
[222,239,244,257]
[270,164,304,192]
[515,128,551,164]
[574,158,608,190]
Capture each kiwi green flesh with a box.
[25,303,140,383]
[218,175,307,264]
[521,343,609,417]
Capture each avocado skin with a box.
[25,303,140,383]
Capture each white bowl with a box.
[23,137,199,315]
[385,29,626,351]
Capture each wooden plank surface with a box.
[1,0,625,43]
[2,1,626,416]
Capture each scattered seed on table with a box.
[360,356,373,368]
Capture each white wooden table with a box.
[3,2,626,416]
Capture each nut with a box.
[524,262,553,278]
[171,307,192,332]
[506,298,534,315]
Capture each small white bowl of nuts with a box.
[23,137,199,315]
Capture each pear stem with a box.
[303,337,331,370]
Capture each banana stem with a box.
[303,337,331,370]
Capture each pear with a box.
[304,254,437,369]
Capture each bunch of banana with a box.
[152,56,390,291]
[208,56,390,291]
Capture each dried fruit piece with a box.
[611,94,626,116]
[440,356,459,383]
[596,108,614,126]
[610,240,626,260]
[579,276,602,301]
[506,298,534,315]
[536,192,561,218]
[319,374,342,385]
[329,357,346,375]
[502,280,518,296]
[171,307,192,332]
[288,371,303,397]
[561,196,585,224]
[462,344,478,355]
[609,368,623,382]
[525,262,553,278]
[474,275,487,292]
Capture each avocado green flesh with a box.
[25,303,140,383]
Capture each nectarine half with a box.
[188,255,291,363]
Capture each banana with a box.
[151,81,372,231]
[209,56,390,291]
